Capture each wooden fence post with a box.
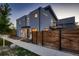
[36,31,37,44]
[42,31,43,46]
[32,31,33,43]
[59,29,62,50]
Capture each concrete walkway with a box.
[0,35,74,56]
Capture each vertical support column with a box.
[3,39,5,47]
[38,7,41,31]
[3,35,6,47]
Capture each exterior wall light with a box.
[34,14,38,18]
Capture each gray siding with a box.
[29,8,40,31]
[28,7,57,31]
[40,8,51,31]
[40,8,57,31]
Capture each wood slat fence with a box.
[32,28,79,53]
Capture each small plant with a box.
[0,38,12,46]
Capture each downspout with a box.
[38,7,41,31]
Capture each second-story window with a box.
[27,17,30,26]
[18,20,21,26]
[51,19,53,26]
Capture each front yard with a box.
[0,47,39,56]
[0,38,39,56]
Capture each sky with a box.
[8,3,79,27]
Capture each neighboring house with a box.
[57,17,76,28]
[16,5,76,38]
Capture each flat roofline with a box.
[59,16,75,20]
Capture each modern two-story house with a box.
[16,5,58,38]
[16,5,76,39]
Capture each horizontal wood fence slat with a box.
[32,28,79,53]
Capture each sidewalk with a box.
[0,35,74,56]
